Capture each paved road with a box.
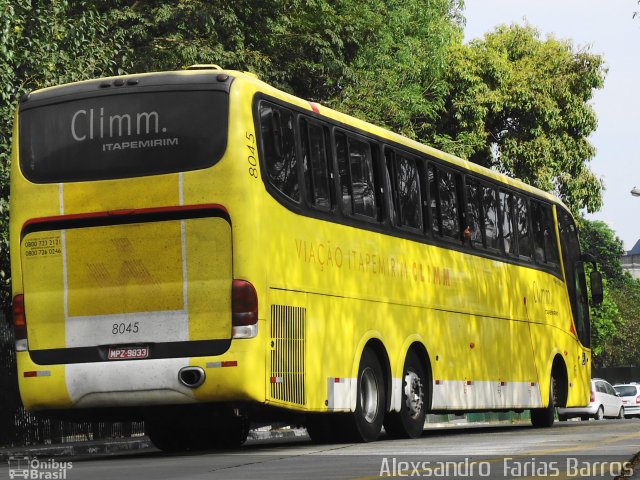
[2,419,640,479]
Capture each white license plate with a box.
[108,346,149,360]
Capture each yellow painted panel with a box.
[16,353,72,410]
[66,222,184,316]
[21,232,66,350]
[185,217,232,340]
[62,175,179,213]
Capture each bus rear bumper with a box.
[17,350,265,411]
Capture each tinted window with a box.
[20,90,229,183]
[301,119,331,209]
[483,186,500,250]
[466,178,484,247]
[386,150,422,230]
[336,133,351,214]
[500,191,517,256]
[532,201,559,265]
[428,165,440,236]
[559,209,590,347]
[438,168,460,240]
[336,132,377,219]
[514,195,532,259]
[260,103,300,201]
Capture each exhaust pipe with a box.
[178,366,206,388]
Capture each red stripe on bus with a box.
[22,203,229,232]
[309,102,320,113]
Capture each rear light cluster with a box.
[590,390,595,403]
[232,280,258,339]
[12,294,28,352]
[636,394,640,405]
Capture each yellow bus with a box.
[10,66,602,449]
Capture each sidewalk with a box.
[0,427,308,461]
[0,437,152,461]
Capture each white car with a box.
[557,378,624,421]
[614,383,640,418]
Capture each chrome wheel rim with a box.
[403,369,424,419]
[360,367,379,423]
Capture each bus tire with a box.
[147,422,187,452]
[530,376,557,428]
[384,350,427,439]
[350,348,386,442]
[210,414,250,448]
[306,414,342,444]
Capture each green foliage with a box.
[99,0,464,114]
[588,278,622,362]
[578,219,625,285]
[98,0,367,98]
[328,0,464,139]
[0,0,127,306]
[577,219,625,363]
[600,276,640,366]
[432,24,606,215]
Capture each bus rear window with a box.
[19,90,228,183]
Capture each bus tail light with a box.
[13,294,28,351]
[232,280,258,339]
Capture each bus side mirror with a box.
[590,270,604,305]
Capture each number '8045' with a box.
[112,322,139,335]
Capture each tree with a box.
[328,0,464,139]
[579,219,625,286]
[431,24,606,215]
[606,276,640,366]
[97,0,464,122]
[0,0,127,306]
[578,219,624,364]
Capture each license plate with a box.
[108,346,149,360]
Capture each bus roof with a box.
[22,67,570,213]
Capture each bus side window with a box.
[438,168,461,241]
[336,132,352,215]
[532,201,560,266]
[500,191,517,256]
[531,201,547,263]
[384,149,399,226]
[427,164,441,236]
[386,149,422,230]
[301,119,331,210]
[483,185,500,251]
[349,137,377,219]
[336,132,378,220]
[465,177,484,248]
[514,195,532,260]
[259,102,300,202]
[396,154,422,229]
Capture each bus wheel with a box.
[530,376,557,428]
[306,413,343,444]
[147,421,187,452]
[351,348,386,442]
[209,413,250,448]
[384,350,427,439]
